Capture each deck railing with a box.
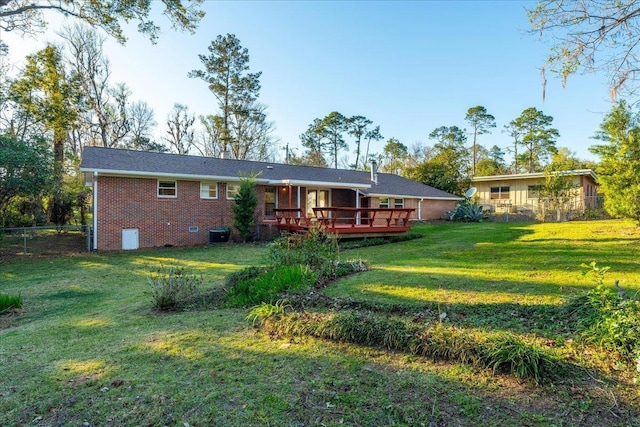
[273,207,415,235]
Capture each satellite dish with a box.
[465,187,477,199]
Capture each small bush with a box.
[226,264,317,307]
[0,293,23,313]
[567,262,640,361]
[269,226,339,276]
[148,265,202,311]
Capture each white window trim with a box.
[379,197,390,208]
[490,186,510,200]
[200,182,219,199]
[226,183,240,200]
[158,180,177,198]
[394,198,405,208]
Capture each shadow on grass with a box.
[5,320,635,427]
[317,293,568,337]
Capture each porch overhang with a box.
[271,179,371,190]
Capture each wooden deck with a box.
[273,207,415,238]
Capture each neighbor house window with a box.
[200,182,218,199]
[394,198,405,208]
[226,183,240,199]
[379,198,390,208]
[158,180,177,198]
[527,185,542,199]
[264,187,276,217]
[490,186,510,200]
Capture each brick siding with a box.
[96,176,457,250]
[419,199,456,220]
[98,176,238,250]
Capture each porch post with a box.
[355,189,361,225]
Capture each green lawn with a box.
[1,220,639,426]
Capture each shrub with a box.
[148,265,202,311]
[0,293,23,313]
[226,264,317,308]
[566,262,640,364]
[232,175,258,242]
[269,226,339,276]
[447,199,484,222]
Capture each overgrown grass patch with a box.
[226,264,318,307]
[0,292,22,313]
[249,307,564,384]
[147,265,203,311]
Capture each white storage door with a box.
[122,228,139,250]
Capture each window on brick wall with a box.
[264,186,276,217]
[394,198,405,208]
[200,182,218,199]
[226,183,240,199]
[379,198,390,208]
[158,180,177,198]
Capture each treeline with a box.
[0,25,594,228]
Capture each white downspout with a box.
[297,186,301,216]
[418,198,424,220]
[93,171,98,250]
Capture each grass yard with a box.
[1,219,639,426]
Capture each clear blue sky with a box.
[3,0,614,164]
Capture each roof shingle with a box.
[80,146,461,200]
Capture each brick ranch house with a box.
[80,147,462,250]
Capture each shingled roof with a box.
[80,146,461,200]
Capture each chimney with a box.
[370,160,378,184]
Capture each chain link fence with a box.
[0,225,91,258]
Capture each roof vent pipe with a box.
[370,160,378,184]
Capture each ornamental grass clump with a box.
[482,334,558,384]
[0,293,22,314]
[148,265,202,311]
